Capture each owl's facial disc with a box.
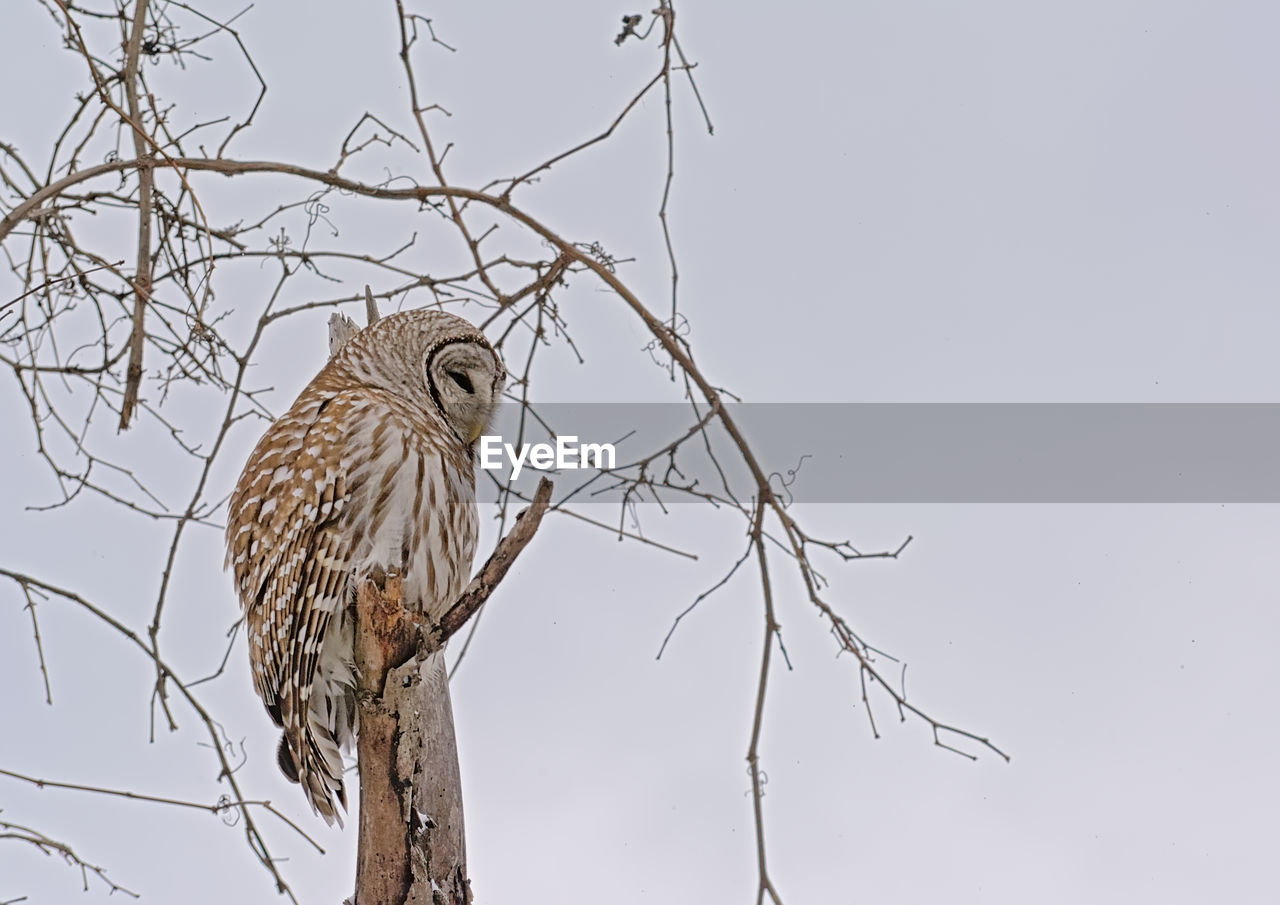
[426,341,504,444]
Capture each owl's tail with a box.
[277,720,348,826]
[278,692,353,825]
[279,615,357,826]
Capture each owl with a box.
[225,308,505,824]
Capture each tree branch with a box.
[434,476,553,644]
[118,0,152,430]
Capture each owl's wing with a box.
[226,390,361,820]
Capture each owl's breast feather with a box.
[349,438,478,624]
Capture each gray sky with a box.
[2,2,1278,903]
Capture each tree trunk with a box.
[353,575,470,905]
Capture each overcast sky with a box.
[2,2,1278,904]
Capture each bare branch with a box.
[0,767,324,855]
[0,816,138,898]
[118,0,153,430]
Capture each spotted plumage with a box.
[225,309,505,824]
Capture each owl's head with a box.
[425,333,505,444]
[338,308,506,447]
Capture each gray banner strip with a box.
[476,403,1280,503]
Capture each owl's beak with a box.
[467,421,486,445]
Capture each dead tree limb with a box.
[433,478,554,644]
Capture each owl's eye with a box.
[446,370,474,394]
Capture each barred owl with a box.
[225,309,505,824]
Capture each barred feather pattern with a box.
[225,309,504,825]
